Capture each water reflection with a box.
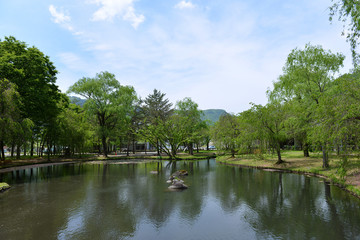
[0,160,359,240]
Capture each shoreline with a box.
[0,152,215,173]
[217,155,360,200]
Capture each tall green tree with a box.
[270,43,345,168]
[311,69,360,178]
[68,71,137,157]
[194,120,211,152]
[122,99,144,155]
[175,97,203,155]
[0,36,62,156]
[236,110,260,154]
[142,89,173,155]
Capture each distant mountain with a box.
[69,96,86,107]
[202,109,227,123]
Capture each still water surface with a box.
[0,159,360,240]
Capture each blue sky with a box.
[0,0,353,113]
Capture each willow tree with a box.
[312,69,360,178]
[152,114,187,159]
[249,102,288,164]
[68,71,137,157]
[0,79,21,160]
[330,0,360,65]
[270,43,345,168]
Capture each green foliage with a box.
[211,113,240,157]
[57,103,94,156]
[0,36,61,126]
[141,89,173,155]
[0,36,64,159]
[249,102,289,164]
[0,79,21,160]
[175,97,205,155]
[329,0,360,65]
[68,71,137,157]
[155,114,188,159]
[271,43,344,104]
[140,96,206,158]
[143,89,173,122]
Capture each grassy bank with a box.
[216,150,360,198]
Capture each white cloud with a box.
[175,1,195,9]
[49,5,83,35]
[123,6,145,29]
[91,0,144,28]
[49,5,71,24]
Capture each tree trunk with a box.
[145,141,147,155]
[40,144,44,157]
[156,139,160,156]
[40,139,45,157]
[47,142,50,161]
[30,139,34,157]
[11,142,15,157]
[231,149,235,158]
[171,148,177,159]
[16,144,21,159]
[189,143,193,155]
[126,139,130,157]
[23,142,26,157]
[132,139,135,154]
[102,136,108,157]
[303,143,310,157]
[322,145,329,168]
[275,147,283,164]
[0,140,5,161]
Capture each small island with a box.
[0,182,10,192]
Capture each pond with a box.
[0,159,360,239]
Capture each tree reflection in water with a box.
[0,159,359,239]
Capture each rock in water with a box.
[168,182,188,189]
[167,170,189,190]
